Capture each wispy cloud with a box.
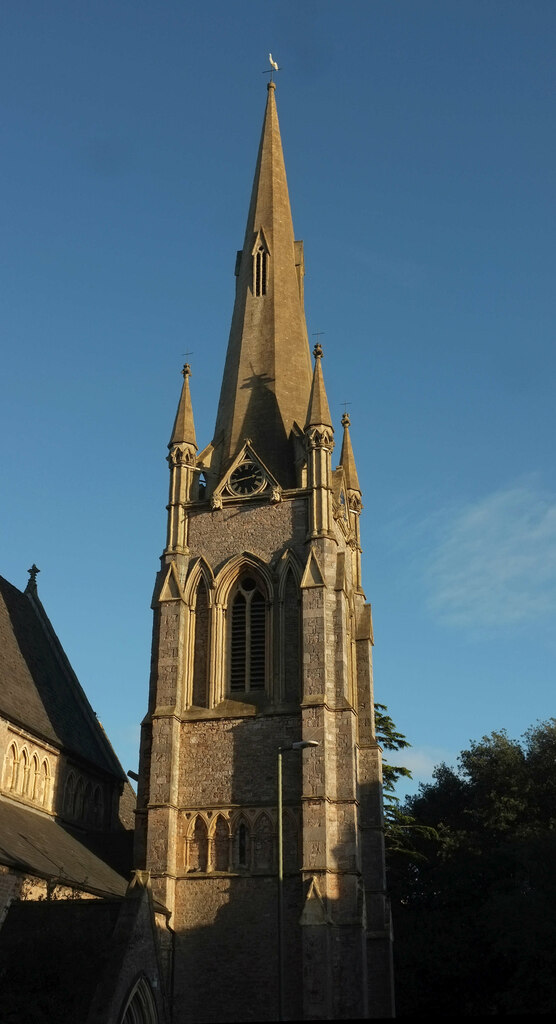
[425,480,556,629]
[389,746,456,798]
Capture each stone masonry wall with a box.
[187,497,307,572]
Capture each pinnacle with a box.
[305,345,333,430]
[169,364,197,449]
[340,412,361,493]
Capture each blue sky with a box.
[2,1,555,797]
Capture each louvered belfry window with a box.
[230,577,266,692]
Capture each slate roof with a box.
[0,797,129,897]
[0,576,124,778]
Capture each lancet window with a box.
[189,816,208,872]
[192,578,209,707]
[254,244,268,297]
[4,740,51,809]
[213,815,230,872]
[230,577,267,694]
[234,818,250,869]
[121,976,159,1024]
[282,569,301,702]
[4,744,18,792]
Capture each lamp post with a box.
[277,740,318,1022]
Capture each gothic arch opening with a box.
[120,975,158,1024]
[253,811,274,872]
[283,568,301,702]
[64,771,76,816]
[233,815,250,870]
[192,577,209,707]
[5,743,18,791]
[212,814,229,871]
[189,815,208,872]
[21,749,30,796]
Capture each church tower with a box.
[136,81,394,1021]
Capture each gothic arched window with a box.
[64,772,76,816]
[93,785,104,827]
[39,760,50,807]
[5,744,18,791]
[253,812,273,872]
[283,569,301,702]
[74,777,85,819]
[21,749,30,796]
[121,976,159,1024]
[234,817,250,870]
[189,816,208,872]
[192,578,209,707]
[230,577,266,693]
[213,815,229,872]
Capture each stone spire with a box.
[210,81,313,487]
[339,411,361,494]
[169,363,197,448]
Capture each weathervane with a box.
[263,53,281,82]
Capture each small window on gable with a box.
[230,577,267,694]
[254,245,268,297]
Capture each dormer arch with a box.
[252,228,270,297]
[214,551,274,608]
[276,548,303,600]
[183,556,215,606]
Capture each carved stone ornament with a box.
[307,427,334,450]
[168,445,196,467]
[348,493,363,512]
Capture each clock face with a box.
[229,461,265,496]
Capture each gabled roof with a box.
[0,576,125,779]
[0,798,129,897]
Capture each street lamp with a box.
[277,740,319,1022]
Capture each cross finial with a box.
[312,330,325,360]
[26,564,40,592]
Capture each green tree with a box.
[374,703,435,857]
[390,720,556,1017]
